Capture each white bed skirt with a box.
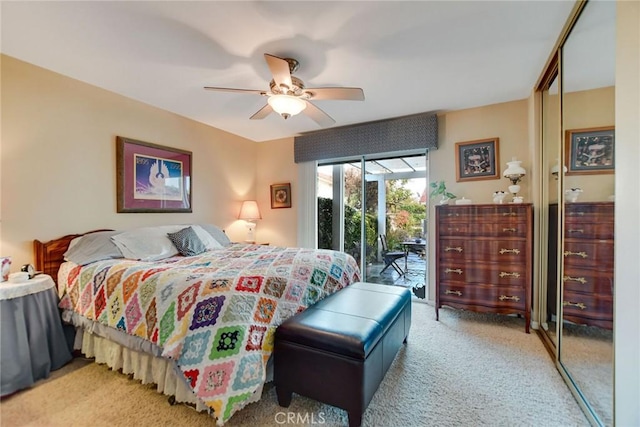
[77,329,211,412]
[63,310,269,418]
[64,309,210,412]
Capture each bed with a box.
[34,225,361,425]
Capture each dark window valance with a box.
[294,113,437,163]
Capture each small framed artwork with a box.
[116,136,192,213]
[565,126,615,175]
[455,137,500,182]
[270,183,292,209]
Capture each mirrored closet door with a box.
[538,1,615,425]
[560,1,615,425]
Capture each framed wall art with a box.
[270,183,292,209]
[116,136,192,213]
[565,126,614,175]
[455,137,500,182]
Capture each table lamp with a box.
[503,158,526,201]
[238,200,262,243]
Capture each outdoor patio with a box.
[366,252,427,298]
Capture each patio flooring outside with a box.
[365,252,427,299]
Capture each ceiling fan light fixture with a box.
[267,94,306,119]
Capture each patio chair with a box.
[379,235,405,276]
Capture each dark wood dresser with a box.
[435,204,532,333]
[549,202,614,330]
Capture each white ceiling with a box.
[1,1,578,143]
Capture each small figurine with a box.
[565,188,583,203]
[493,191,507,204]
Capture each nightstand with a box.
[0,274,72,396]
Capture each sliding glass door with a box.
[317,152,428,293]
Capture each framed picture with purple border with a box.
[116,136,192,213]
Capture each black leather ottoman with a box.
[274,282,411,427]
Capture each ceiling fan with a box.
[204,53,365,127]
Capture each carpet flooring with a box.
[0,302,589,427]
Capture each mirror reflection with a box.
[559,1,615,425]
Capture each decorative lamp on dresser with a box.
[548,202,614,330]
[435,204,533,333]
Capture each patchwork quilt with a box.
[58,244,360,425]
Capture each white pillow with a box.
[64,231,123,265]
[191,225,223,250]
[111,225,184,261]
[198,224,231,246]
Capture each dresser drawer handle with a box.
[567,229,584,234]
[567,212,585,216]
[444,268,463,275]
[447,227,461,232]
[564,250,588,259]
[563,275,587,284]
[499,271,521,278]
[444,246,463,252]
[447,213,460,217]
[445,290,462,296]
[502,212,517,217]
[502,227,517,232]
[563,301,587,310]
[499,248,520,254]
[499,295,520,302]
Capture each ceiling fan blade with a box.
[264,54,292,91]
[250,104,273,120]
[204,86,266,96]
[305,87,365,101]
[302,101,336,127]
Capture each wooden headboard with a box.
[34,229,113,283]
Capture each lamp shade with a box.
[503,158,526,178]
[267,95,307,117]
[238,200,262,220]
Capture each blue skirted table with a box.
[1,274,72,396]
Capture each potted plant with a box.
[429,181,457,205]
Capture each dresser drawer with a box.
[469,240,528,262]
[563,267,614,295]
[439,262,527,286]
[439,205,528,222]
[562,291,613,326]
[438,222,528,238]
[439,283,525,310]
[564,222,614,240]
[440,239,528,262]
[565,202,614,223]
[563,241,614,269]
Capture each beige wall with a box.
[1,55,258,268]
[255,137,298,247]
[428,99,530,299]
